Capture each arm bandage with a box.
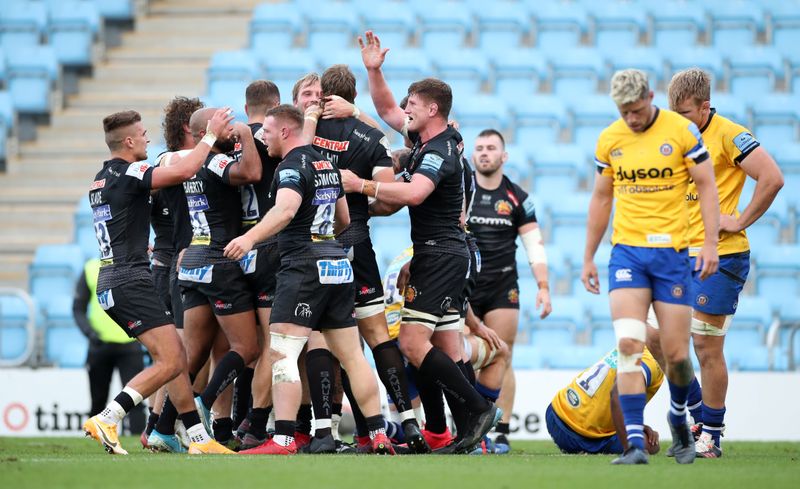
[270,332,308,385]
[520,227,548,266]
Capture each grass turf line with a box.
[1,437,798,489]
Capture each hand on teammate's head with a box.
[321,95,354,120]
[207,107,234,137]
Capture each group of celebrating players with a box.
[81,31,783,463]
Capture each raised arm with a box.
[225,122,262,185]
[359,31,406,133]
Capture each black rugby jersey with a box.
[240,122,281,233]
[468,175,537,273]
[313,117,392,224]
[405,126,467,256]
[89,158,155,290]
[150,185,174,264]
[153,150,193,254]
[272,144,346,259]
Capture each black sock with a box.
[341,370,368,437]
[460,360,477,386]
[232,367,254,426]
[275,420,295,438]
[145,411,159,436]
[443,389,469,438]
[179,410,201,431]
[306,348,334,437]
[248,407,270,439]
[496,422,510,435]
[332,402,343,417]
[373,341,415,421]
[417,372,447,434]
[296,404,313,435]
[213,417,233,442]
[365,414,385,435]
[155,397,178,435]
[200,351,245,410]
[114,391,136,413]
[419,348,490,414]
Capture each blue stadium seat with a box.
[452,95,509,138]
[500,144,533,185]
[357,3,416,48]
[751,94,800,149]
[490,48,547,99]
[1,326,28,360]
[475,1,530,51]
[45,325,86,368]
[707,0,764,50]
[542,345,607,370]
[664,47,726,83]
[584,1,647,51]
[29,243,84,307]
[771,143,800,207]
[789,51,800,99]
[533,3,588,51]
[298,0,360,50]
[87,0,134,22]
[433,49,490,96]
[530,143,589,179]
[510,95,567,145]
[512,344,544,369]
[645,0,706,50]
[566,94,618,150]
[5,44,58,114]
[602,47,665,86]
[710,93,750,128]
[413,2,472,49]
[539,296,586,332]
[0,0,47,48]
[726,343,771,371]
[370,224,411,271]
[206,50,259,113]
[47,1,100,67]
[378,48,433,100]
[249,3,304,51]
[548,48,606,97]
[768,2,800,54]
[725,47,784,101]
[755,244,800,311]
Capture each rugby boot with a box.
[667,412,697,464]
[300,434,336,454]
[454,405,502,453]
[194,397,213,435]
[611,447,649,465]
[421,427,453,450]
[493,433,511,454]
[469,435,495,455]
[240,438,298,455]
[371,433,396,455]
[238,432,269,451]
[403,422,431,454]
[188,438,236,454]
[83,415,128,455]
[294,431,312,450]
[355,435,373,453]
[147,429,187,453]
[234,418,251,445]
[695,432,722,458]
[668,422,702,457]
[335,439,356,454]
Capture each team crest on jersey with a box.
[312,160,333,170]
[660,143,673,156]
[610,149,623,159]
[404,286,418,303]
[90,179,105,190]
[671,285,685,298]
[313,136,350,152]
[494,200,512,216]
[696,294,709,306]
[208,155,230,178]
[566,388,580,408]
[508,288,519,304]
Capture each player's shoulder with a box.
[597,118,628,142]
[501,175,528,198]
[205,152,233,178]
[124,160,151,181]
[710,110,752,137]
[660,109,697,132]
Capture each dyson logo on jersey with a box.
[178,265,213,284]
[186,194,209,211]
[92,204,112,223]
[312,187,339,205]
[316,259,353,284]
[313,136,350,152]
[615,166,674,183]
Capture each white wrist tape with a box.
[200,133,217,147]
[520,227,547,266]
[270,332,308,384]
[613,318,647,373]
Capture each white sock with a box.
[316,418,332,429]
[274,434,294,447]
[331,414,341,441]
[369,426,386,440]
[413,406,425,424]
[399,410,416,423]
[98,401,126,425]
[267,410,276,432]
[186,423,211,444]
[122,386,144,406]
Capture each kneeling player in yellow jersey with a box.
[668,69,784,458]
[582,69,720,465]
[547,327,664,455]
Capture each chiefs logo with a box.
[494,200,513,216]
[404,286,418,303]
[508,288,519,304]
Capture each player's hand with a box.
[472,321,504,351]
[397,261,411,293]
[448,119,460,131]
[207,107,235,138]
[233,121,252,139]
[224,235,254,261]
[305,102,322,122]
[644,425,660,455]
[340,169,362,193]
[694,242,719,280]
[358,30,389,70]
[321,95,356,120]
[536,287,552,319]
[719,213,741,233]
[581,260,600,294]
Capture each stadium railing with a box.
[0,287,37,367]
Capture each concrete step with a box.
[147,0,260,15]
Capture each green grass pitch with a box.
[1,437,798,489]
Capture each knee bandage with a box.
[270,332,308,385]
[691,315,733,336]
[613,318,647,373]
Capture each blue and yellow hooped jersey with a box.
[551,348,664,439]
[383,246,414,340]
[595,108,710,251]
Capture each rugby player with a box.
[348,31,501,453]
[582,69,720,465]
[468,128,553,453]
[84,109,234,455]
[224,105,394,455]
[667,68,784,458]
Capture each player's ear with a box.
[429,102,438,117]
[701,100,711,112]
[502,149,509,164]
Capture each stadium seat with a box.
[530,143,589,179]
[709,93,750,128]
[28,243,84,308]
[5,44,59,114]
[474,1,531,51]
[510,95,567,145]
[566,95,618,150]
[533,3,588,51]
[707,0,764,50]
[206,50,259,114]
[726,343,771,371]
[645,0,706,50]
[47,1,101,67]
[548,48,607,97]
[452,95,510,138]
[249,3,304,51]
[664,47,726,84]
[584,1,647,51]
[490,48,548,99]
[298,0,360,50]
[755,244,800,311]
[378,48,433,100]
[500,144,533,185]
[432,49,490,96]
[751,94,800,149]
[542,345,607,370]
[87,0,134,22]
[767,2,800,54]
[45,325,86,368]
[1,326,28,360]
[357,3,416,48]
[512,344,544,369]
[413,2,473,49]
[771,143,800,207]
[602,47,665,86]
[0,0,47,48]
[540,295,586,332]
[725,47,785,101]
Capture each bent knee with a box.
[617,338,644,356]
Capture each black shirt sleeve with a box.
[414,150,453,187]
[124,162,155,192]
[512,182,538,227]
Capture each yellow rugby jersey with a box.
[551,348,663,439]
[686,109,758,256]
[595,108,710,250]
[383,246,414,340]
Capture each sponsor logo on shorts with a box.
[127,320,142,330]
[404,286,418,303]
[313,136,349,152]
[696,294,709,306]
[294,303,312,318]
[732,300,738,311]
[615,269,633,282]
[90,179,105,190]
[671,285,685,298]
[93,204,112,223]
[494,200,512,216]
[178,265,213,284]
[386,310,401,326]
[312,160,333,170]
[566,388,580,408]
[440,297,453,312]
[508,288,519,304]
[358,286,376,297]
[317,259,353,284]
[257,292,274,303]
[97,289,114,310]
[214,300,232,311]
[660,143,673,155]
[239,249,257,275]
[312,187,339,205]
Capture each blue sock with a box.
[701,404,725,446]
[619,393,646,450]
[687,377,703,424]
[384,419,405,443]
[475,382,501,402]
[668,380,690,427]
